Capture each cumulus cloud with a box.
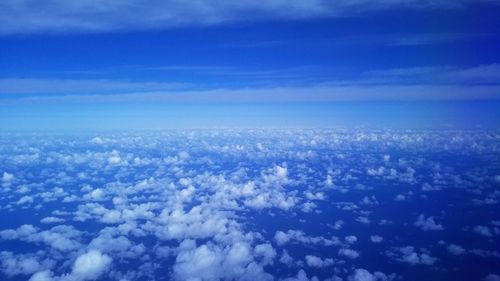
[0,129,498,281]
[2,172,14,183]
[305,255,334,268]
[173,241,272,281]
[370,235,383,243]
[274,230,339,247]
[338,248,360,259]
[71,250,112,280]
[348,268,394,281]
[0,251,55,278]
[484,274,500,281]
[473,225,494,237]
[29,270,53,281]
[0,225,82,252]
[282,269,319,281]
[414,214,444,231]
[447,244,466,255]
[385,246,437,265]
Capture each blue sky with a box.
[1,0,500,129]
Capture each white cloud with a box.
[274,230,339,247]
[348,268,393,281]
[40,217,65,224]
[447,244,466,255]
[370,235,383,243]
[282,269,319,281]
[3,82,500,104]
[29,270,54,281]
[173,241,273,281]
[484,274,500,281]
[2,172,14,182]
[17,195,34,205]
[338,248,360,259]
[0,224,82,252]
[0,251,55,278]
[473,225,494,237]
[2,0,496,35]
[71,250,112,280]
[414,214,444,231]
[305,255,334,268]
[385,246,437,265]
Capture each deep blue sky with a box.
[1,1,500,129]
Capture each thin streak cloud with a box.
[0,0,497,34]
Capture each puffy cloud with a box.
[16,195,34,205]
[484,274,500,281]
[447,244,466,255]
[89,137,104,145]
[274,230,339,247]
[0,224,82,252]
[254,243,276,265]
[0,251,55,278]
[40,217,65,224]
[338,248,360,259]
[2,172,14,183]
[71,250,112,280]
[370,235,383,243]
[282,269,319,281]
[29,270,54,281]
[414,214,444,231]
[473,225,494,237]
[345,235,358,244]
[173,241,272,281]
[348,268,393,281]
[385,246,437,265]
[305,255,334,268]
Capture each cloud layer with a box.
[0,0,498,34]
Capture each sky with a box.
[1,0,500,130]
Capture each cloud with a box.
[3,83,500,104]
[0,78,189,95]
[2,172,14,182]
[447,244,466,255]
[338,248,360,259]
[348,268,393,281]
[305,255,334,268]
[370,235,383,243]
[385,246,437,265]
[173,241,273,281]
[484,274,500,281]
[274,230,340,247]
[282,269,319,281]
[1,0,497,35]
[71,250,112,280]
[473,225,494,237]
[364,64,500,85]
[0,224,82,252]
[2,63,500,103]
[40,217,65,224]
[0,251,55,278]
[414,214,444,231]
[29,270,53,281]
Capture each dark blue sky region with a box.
[0,0,500,129]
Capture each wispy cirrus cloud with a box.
[1,64,500,103]
[0,78,190,95]
[363,64,500,85]
[0,0,498,35]
[1,85,499,104]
